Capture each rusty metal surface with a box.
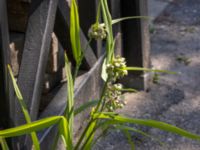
[0,0,11,129]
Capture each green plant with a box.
[176,55,191,66]
[153,73,160,84]
[1,0,200,150]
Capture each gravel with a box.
[94,0,200,149]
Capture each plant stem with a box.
[94,78,109,113]
[73,64,80,82]
[95,1,101,24]
[74,119,94,150]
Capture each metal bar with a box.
[0,0,11,129]
[121,0,151,90]
[13,0,59,148]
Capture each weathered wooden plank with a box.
[54,0,97,69]
[121,0,151,90]
[38,55,104,149]
[13,0,59,148]
[0,0,11,129]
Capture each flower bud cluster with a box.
[88,24,107,40]
[106,56,128,81]
[105,83,126,111]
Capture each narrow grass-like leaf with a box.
[0,138,9,150]
[7,65,40,150]
[60,135,67,148]
[75,100,99,116]
[74,119,94,150]
[64,54,74,142]
[0,116,68,149]
[96,119,162,145]
[123,67,177,74]
[91,126,109,147]
[100,0,114,62]
[101,58,108,81]
[122,129,135,150]
[111,16,149,25]
[59,118,72,149]
[82,120,96,149]
[0,116,63,138]
[100,16,149,26]
[93,113,200,141]
[120,88,138,93]
[70,0,82,65]
[115,125,164,146]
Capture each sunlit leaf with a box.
[64,54,74,144]
[115,125,164,146]
[123,67,177,74]
[93,113,200,141]
[0,116,61,138]
[100,16,150,26]
[70,0,82,65]
[0,138,9,150]
[101,58,108,81]
[7,65,40,150]
[122,129,135,150]
[75,100,99,116]
[120,88,138,93]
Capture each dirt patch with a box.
[94,0,200,149]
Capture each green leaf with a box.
[0,116,61,138]
[101,58,108,81]
[75,100,99,116]
[100,16,149,26]
[100,0,114,62]
[120,88,138,93]
[115,125,164,146]
[64,54,74,142]
[123,67,177,74]
[122,129,135,150]
[0,116,69,149]
[70,0,82,65]
[0,138,9,150]
[7,65,40,150]
[93,113,200,141]
[59,118,72,149]
[60,135,67,148]
[111,16,149,25]
[82,120,96,149]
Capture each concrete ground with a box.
[94,0,200,149]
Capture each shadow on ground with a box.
[94,0,200,149]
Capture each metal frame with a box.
[0,0,11,129]
[0,0,150,148]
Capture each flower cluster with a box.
[105,83,126,111]
[88,24,107,40]
[106,56,128,81]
